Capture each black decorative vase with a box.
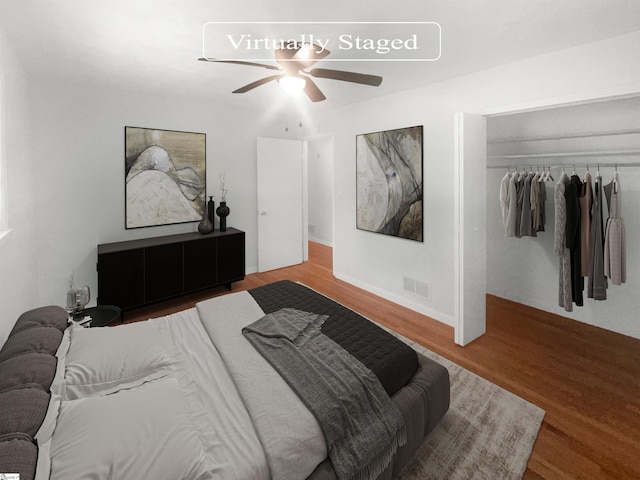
[207,196,215,228]
[216,201,230,232]
[198,203,214,234]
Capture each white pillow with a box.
[49,377,218,480]
[50,328,70,397]
[64,322,173,399]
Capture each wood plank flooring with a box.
[123,242,640,480]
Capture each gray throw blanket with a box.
[242,308,406,480]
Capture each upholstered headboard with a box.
[0,306,68,480]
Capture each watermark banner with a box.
[202,22,441,62]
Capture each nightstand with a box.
[72,305,122,328]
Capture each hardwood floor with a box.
[123,242,640,480]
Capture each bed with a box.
[0,280,450,480]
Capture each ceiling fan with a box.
[198,42,382,102]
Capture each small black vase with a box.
[198,204,214,234]
[216,201,230,232]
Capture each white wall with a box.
[321,98,458,325]
[320,31,640,336]
[0,31,38,345]
[307,135,334,246]
[0,74,269,340]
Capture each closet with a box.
[485,96,640,340]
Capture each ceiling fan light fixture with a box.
[278,75,306,94]
[296,43,315,59]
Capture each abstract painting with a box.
[356,125,423,241]
[125,127,206,229]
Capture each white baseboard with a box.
[334,271,455,328]
[308,236,333,247]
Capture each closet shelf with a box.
[487,128,640,144]
[487,149,640,161]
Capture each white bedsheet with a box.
[151,308,270,480]
[196,291,327,480]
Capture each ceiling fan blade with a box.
[275,43,331,70]
[233,74,283,94]
[303,77,326,102]
[293,44,331,68]
[198,58,281,71]
[308,68,383,87]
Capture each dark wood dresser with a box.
[97,228,245,310]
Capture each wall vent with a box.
[403,276,415,292]
[403,276,430,299]
[415,280,429,298]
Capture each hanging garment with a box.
[579,172,593,276]
[504,172,518,237]
[564,174,583,306]
[530,173,541,231]
[515,173,525,237]
[588,175,607,300]
[536,175,546,232]
[604,173,626,285]
[554,172,572,312]
[500,171,511,230]
[519,173,536,237]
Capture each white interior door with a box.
[454,112,487,346]
[257,137,305,272]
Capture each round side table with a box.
[73,305,122,328]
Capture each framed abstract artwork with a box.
[356,125,423,241]
[125,126,206,229]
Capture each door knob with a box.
[258,210,267,215]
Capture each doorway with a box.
[307,135,334,247]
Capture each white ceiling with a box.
[2,0,640,112]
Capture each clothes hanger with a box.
[518,166,525,181]
[540,165,549,182]
[535,165,542,181]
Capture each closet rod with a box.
[486,162,640,170]
[487,128,640,144]
[487,149,640,161]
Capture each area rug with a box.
[391,333,545,480]
[295,283,545,479]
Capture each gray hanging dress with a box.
[604,174,626,285]
[554,172,572,311]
